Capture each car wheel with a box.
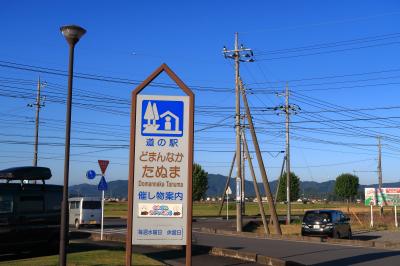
[75,219,80,229]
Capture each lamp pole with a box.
[59,25,86,266]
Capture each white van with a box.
[69,197,101,229]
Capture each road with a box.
[75,218,400,266]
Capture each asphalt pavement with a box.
[74,217,400,266]
[193,231,400,266]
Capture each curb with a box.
[210,247,305,266]
[199,227,400,250]
[210,247,256,262]
[89,232,126,242]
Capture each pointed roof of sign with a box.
[132,63,194,97]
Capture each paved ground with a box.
[194,231,400,266]
[95,217,400,243]
[73,217,400,265]
[353,230,400,242]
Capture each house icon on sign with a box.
[143,101,182,135]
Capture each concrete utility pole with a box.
[378,136,383,190]
[285,84,291,225]
[378,136,383,215]
[223,32,254,232]
[242,131,270,235]
[234,32,242,231]
[28,77,46,167]
[240,79,282,235]
[275,84,300,225]
[241,114,246,215]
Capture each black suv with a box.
[0,166,62,253]
[301,210,352,239]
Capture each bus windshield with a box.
[82,201,101,209]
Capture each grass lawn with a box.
[0,243,162,266]
[105,201,400,233]
[105,201,370,218]
[105,202,128,218]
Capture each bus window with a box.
[82,201,101,209]
[69,201,79,209]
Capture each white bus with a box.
[69,197,101,229]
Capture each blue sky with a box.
[1,1,400,187]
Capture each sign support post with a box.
[226,187,232,221]
[97,160,109,241]
[126,64,194,266]
[365,187,400,228]
[226,194,229,221]
[370,204,374,228]
[101,190,105,240]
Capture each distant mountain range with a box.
[69,174,400,199]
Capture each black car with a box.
[0,166,62,253]
[301,210,352,239]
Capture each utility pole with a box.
[223,32,254,232]
[242,130,270,235]
[378,136,383,216]
[28,77,46,167]
[378,136,382,190]
[240,78,282,235]
[285,85,291,224]
[241,114,246,215]
[275,84,300,225]
[233,32,242,232]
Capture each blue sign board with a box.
[98,175,108,191]
[86,170,96,180]
[141,100,184,137]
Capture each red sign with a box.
[98,160,109,175]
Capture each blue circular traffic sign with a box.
[86,170,96,180]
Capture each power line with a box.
[255,32,400,55]
[0,60,234,93]
[246,68,400,85]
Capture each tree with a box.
[192,163,208,201]
[334,173,359,212]
[152,103,159,124]
[144,101,154,125]
[276,172,300,202]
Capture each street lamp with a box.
[59,24,86,266]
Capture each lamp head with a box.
[60,25,86,46]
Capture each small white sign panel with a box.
[138,203,183,218]
[132,95,189,245]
